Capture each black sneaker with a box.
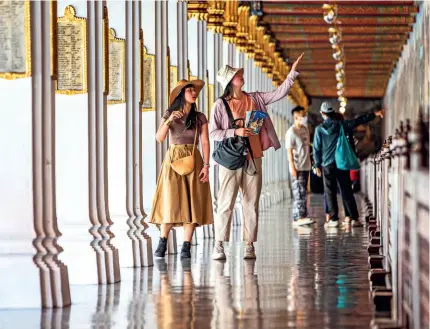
[180,241,192,259]
[154,237,168,257]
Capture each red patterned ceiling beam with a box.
[280,42,403,49]
[262,4,419,16]
[276,35,408,42]
[270,25,413,34]
[262,1,414,6]
[262,16,415,25]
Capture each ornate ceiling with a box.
[260,1,420,98]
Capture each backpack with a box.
[335,124,360,171]
[212,98,257,174]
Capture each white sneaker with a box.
[244,244,256,259]
[325,220,339,228]
[293,218,315,227]
[212,242,226,260]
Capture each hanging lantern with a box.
[337,89,344,96]
[323,4,338,24]
[337,82,344,90]
[340,101,347,107]
[338,96,346,102]
[339,106,346,114]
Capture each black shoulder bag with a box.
[212,98,257,175]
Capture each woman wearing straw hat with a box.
[209,53,304,260]
[150,79,213,259]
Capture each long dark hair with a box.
[221,82,234,100]
[166,85,197,129]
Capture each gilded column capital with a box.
[236,5,250,53]
[222,0,238,43]
[187,0,209,21]
[246,15,259,59]
[254,26,266,67]
[207,0,225,34]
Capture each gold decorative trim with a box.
[107,28,126,105]
[103,6,109,95]
[56,5,87,95]
[0,1,31,80]
[170,65,178,93]
[141,46,156,112]
[208,83,214,120]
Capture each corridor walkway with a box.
[26,195,372,329]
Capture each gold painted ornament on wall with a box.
[142,46,156,112]
[0,0,31,80]
[107,28,125,105]
[56,5,87,95]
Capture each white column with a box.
[91,0,121,284]
[177,0,188,80]
[156,0,177,254]
[0,0,72,309]
[210,31,223,241]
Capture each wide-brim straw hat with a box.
[216,65,244,91]
[169,79,205,106]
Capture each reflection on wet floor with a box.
[5,195,373,329]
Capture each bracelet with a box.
[165,119,172,127]
[203,163,210,167]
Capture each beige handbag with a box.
[170,127,198,176]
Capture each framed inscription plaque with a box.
[142,46,155,112]
[107,28,125,105]
[170,66,178,93]
[56,5,87,95]
[0,0,31,79]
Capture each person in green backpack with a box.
[313,102,384,227]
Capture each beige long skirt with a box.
[149,144,214,227]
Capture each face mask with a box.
[300,116,308,125]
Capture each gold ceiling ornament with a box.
[246,15,259,58]
[222,0,238,43]
[188,0,209,21]
[236,6,250,53]
[261,35,273,74]
[207,0,226,34]
[254,26,266,67]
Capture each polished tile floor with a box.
[5,195,374,329]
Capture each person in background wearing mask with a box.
[286,106,315,226]
[313,102,384,227]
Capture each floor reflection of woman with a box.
[150,80,214,259]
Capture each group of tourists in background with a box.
[148,52,385,262]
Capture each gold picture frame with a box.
[56,5,87,95]
[0,0,31,80]
[107,28,125,105]
[170,65,178,93]
[142,46,156,112]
